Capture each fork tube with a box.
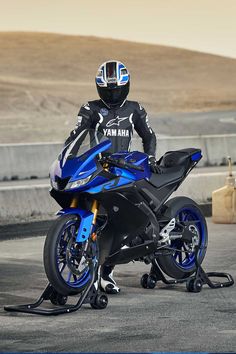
[70,197,78,208]
[91,200,99,225]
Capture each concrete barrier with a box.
[1,134,236,180]
[132,134,236,167]
[0,168,233,223]
[0,142,62,180]
[0,183,57,221]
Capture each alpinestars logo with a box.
[106,116,129,127]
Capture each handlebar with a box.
[104,157,144,172]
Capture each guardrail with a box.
[0,134,236,180]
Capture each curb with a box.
[0,203,212,241]
[0,219,54,241]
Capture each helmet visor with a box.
[97,83,129,105]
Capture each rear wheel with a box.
[157,197,208,279]
[44,214,98,296]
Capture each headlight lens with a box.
[67,175,91,190]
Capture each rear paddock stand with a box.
[141,246,234,292]
[4,267,108,316]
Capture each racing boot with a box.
[100,265,120,294]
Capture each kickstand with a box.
[4,265,108,316]
[141,245,234,292]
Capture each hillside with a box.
[0,32,236,142]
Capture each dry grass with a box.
[0,32,236,143]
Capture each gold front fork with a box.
[70,197,78,208]
[91,199,99,225]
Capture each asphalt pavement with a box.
[0,219,236,352]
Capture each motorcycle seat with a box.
[158,148,201,168]
[149,165,186,188]
[149,148,201,189]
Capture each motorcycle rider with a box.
[64,60,158,294]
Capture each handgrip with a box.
[124,161,144,171]
[106,157,144,172]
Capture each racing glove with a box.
[148,156,162,174]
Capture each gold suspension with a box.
[91,199,99,225]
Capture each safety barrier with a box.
[1,134,236,180]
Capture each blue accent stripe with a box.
[191,152,202,161]
[96,77,103,84]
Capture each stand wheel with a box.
[141,274,156,289]
[147,275,156,289]
[50,291,68,306]
[140,274,149,288]
[186,278,203,293]
[90,294,108,310]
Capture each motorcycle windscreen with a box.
[53,129,111,179]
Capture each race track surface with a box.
[0,219,236,352]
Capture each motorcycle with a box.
[44,129,208,300]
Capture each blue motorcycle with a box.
[44,129,208,298]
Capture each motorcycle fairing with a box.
[51,139,112,180]
[96,191,152,264]
[86,176,133,194]
[110,151,151,180]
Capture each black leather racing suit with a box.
[65,99,156,156]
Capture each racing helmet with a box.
[95,60,130,106]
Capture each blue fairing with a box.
[87,176,132,194]
[109,151,151,180]
[86,151,150,194]
[51,139,111,181]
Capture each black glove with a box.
[148,156,162,174]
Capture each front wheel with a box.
[44,214,98,296]
[157,197,208,279]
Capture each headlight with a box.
[66,175,91,190]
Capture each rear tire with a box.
[157,197,208,279]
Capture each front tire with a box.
[157,197,208,279]
[44,214,96,296]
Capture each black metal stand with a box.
[4,245,234,316]
[141,246,234,292]
[4,266,108,316]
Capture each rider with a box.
[64,60,158,294]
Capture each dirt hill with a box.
[0,32,236,143]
